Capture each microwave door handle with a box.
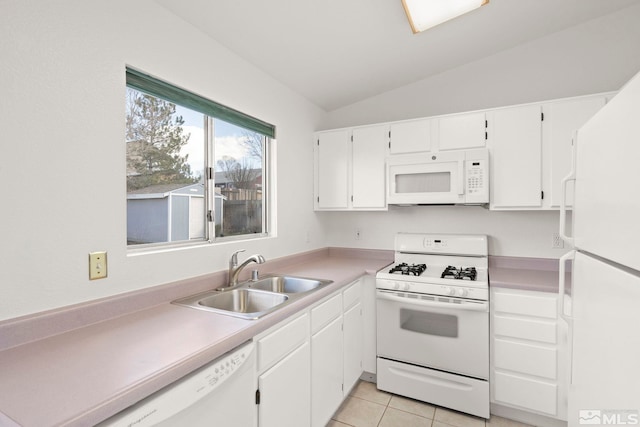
[457,161,465,195]
[376,291,488,312]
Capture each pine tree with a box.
[126,88,196,191]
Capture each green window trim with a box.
[126,67,276,139]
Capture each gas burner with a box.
[441,266,477,281]
[389,263,427,276]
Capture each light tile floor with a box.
[327,381,534,427]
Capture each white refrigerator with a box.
[559,70,640,426]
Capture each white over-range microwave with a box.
[387,148,489,205]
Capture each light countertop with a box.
[489,256,563,293]
[0,248,392,427]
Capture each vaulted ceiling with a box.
[155,0,640,111]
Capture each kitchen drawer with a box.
[493,314,557,344]
[258,313,309,372]
[311,294,342,334]
[493,289,557,319]
[494,338,557,379]
[493,371,557,416]
[342,280,361,311]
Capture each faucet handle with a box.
[230,249,246,266]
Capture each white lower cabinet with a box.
[256,313,311,427]
[491,287,567,421]
[343,300,363,393]
[311,296,343,427]
[258,342,311,427]
[256,279,364,427]
[311,280,364,427]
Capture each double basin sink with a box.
[173,275,333,320]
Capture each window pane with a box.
[126,87,206,245]
[213,119,265,238]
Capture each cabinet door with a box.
[343,302,363,395]
[489,105,543,209]
[359,276,377,375]
[438,112,486,150]
[543,97,606,208]
[352,125,387,209]
[389,119,431,154]
[316,130,349,209]
[258,342,311,427]
[311,316,343,427]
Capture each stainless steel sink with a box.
[172,275,333,320]
[243,275,332,294]
[174,288,288,320]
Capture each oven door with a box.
[387,152,465,205]
[376,289,489,379]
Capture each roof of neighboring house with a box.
[214,170,262,186]
[127,183,224,200]
[127,183,195,195]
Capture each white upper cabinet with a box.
[542,96,607,209]
[437,112,487,150]
[315,125,388,211]
[488,105,543,209]
[352,125,387,209]
[315,91,614,212]
[315,130,350,210]
[389,118,431,154]
[488,94,611,210]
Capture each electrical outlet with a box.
[89,251,108,280]
[552,233,564,249]
[355,228,361,240]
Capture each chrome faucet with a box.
[228,249,266,287]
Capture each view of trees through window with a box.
[125,86,266,246]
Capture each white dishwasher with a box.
[99,341,256,427]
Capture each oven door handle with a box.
[376,291,488,312]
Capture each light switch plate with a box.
[89,251,108,280]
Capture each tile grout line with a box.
[333,380,496,427]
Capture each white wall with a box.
[322,3,640,128]
[0,0,325,321]
[3,2,639,322]
[318,208,566,259]
[318,4,640,258]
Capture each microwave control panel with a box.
[465,157,488,202]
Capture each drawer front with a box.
[493,314,557,344]
[494,338,557,379]
[493,290,557,319]
[494,371,557,416]
[342,280,361,311]
[258,313,309,372]
[311,294,342,334]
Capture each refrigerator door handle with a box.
[559,131,577,245]
[558,250,575,322]
[559,250,575,387]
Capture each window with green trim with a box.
[125,68,272,247]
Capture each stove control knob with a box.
[393,282,400,290]
[457,288,468,297]
[403,283,410,291]
[447,287,456,296]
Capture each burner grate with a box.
[389,263,427,276]
[441,266,477,281]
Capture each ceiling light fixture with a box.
[402,0,489,34]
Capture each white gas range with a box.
[376,233,490,419]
